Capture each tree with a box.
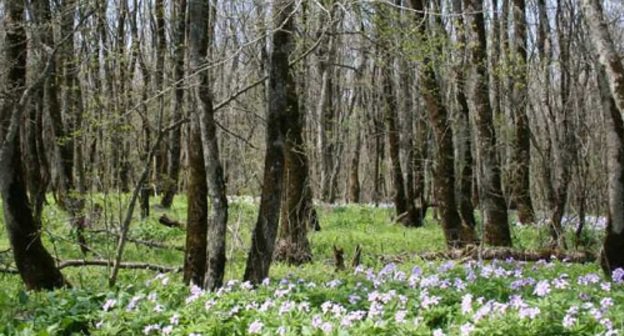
[508,0,535,225]
[0,0,67,290]
[582,0,624,275]
[183,115,209,286]
[187,0,229,290]
[377,4,421,227]
[244,0,296,284]
[451,0,478,240]
[161,0,187,208]
[464,0,511,246]
[407,0,468,244]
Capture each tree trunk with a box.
[183,115,208,286]
[409,0,467,243]
[582,0,624,275]
[381,54,417,227]
[317,9,340,203]
[274,93,314,265]
[0,1,67,290]
[274,5,316,264]
[161,0,187,208]
[348,129,361,203]
[464,0,511,246]
[243,0,295,284]
[187,0,229,291]
[508,0,535,224]
[451,0,477,239]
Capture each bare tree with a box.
[0,0,67,290]
[508,0,535,225]
[464,0,511,246]
[244,0,296,284]
[161,0,187,208]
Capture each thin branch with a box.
[59,259,180,273]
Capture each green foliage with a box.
[0,197,616,335]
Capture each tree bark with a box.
[582,0,624,275]
[244,0,295,284]
[0,1,67,290]
[274,82,314,264]
[464,0,511,246]
[183,115,208,286]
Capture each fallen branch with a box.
[88,229,184,251]
[379,247,597,264]
[58,259,181,273]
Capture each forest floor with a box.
[0,196,621,335]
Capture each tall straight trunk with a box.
[409,0,467,243]
[153,0,167,189]
[451,0,477,238]
[183,116,208,286]
[130,0,152,219]
[188,0,229,290]
[464,0,511,246]
[244,0,295,284]
[508,0,535,224]
[582,0,624,275]
[317,8,340,203]
[161,0,187,208]
[0,1,67,290]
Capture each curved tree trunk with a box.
[244,0,295,284]
[464,0,511,246]
[0,1,67,291]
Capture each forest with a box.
[1,0,624,334]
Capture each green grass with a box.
[0,195,614,335]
